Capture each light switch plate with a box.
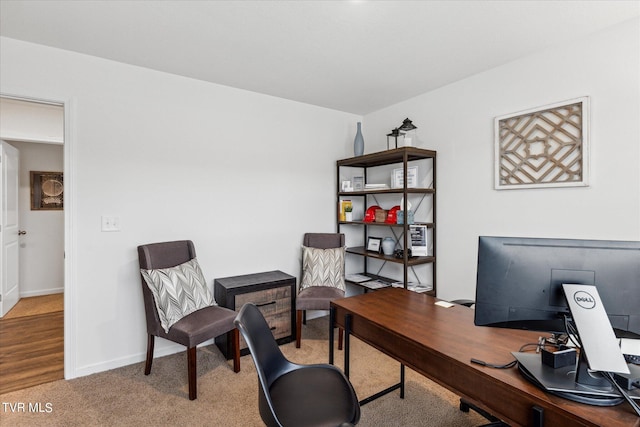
[101,215,121,232]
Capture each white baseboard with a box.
[20,288,64,298]
[71,338,215,379]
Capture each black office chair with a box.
[235,303,360,427]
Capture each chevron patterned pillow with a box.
[141,258,216,333]
[300,245,346,291]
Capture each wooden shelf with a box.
[346,246,435,266]
[339,221,434,227]
[338,188,435,196]
[337,147,436,168]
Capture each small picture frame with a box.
[366,236,382,252]
[392,166,418,189]
[30,171,64,210]
[353,176,364,191]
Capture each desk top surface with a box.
[331,288,640,427]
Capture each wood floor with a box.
[0,294,64,394]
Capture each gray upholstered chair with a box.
[137,240,240,400]
[296,233,345,349]
[236,303,360,427]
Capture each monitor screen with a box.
[474,236,640,339]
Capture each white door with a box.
[1,141,20,317]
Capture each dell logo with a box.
[574,291,596,309]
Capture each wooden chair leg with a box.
[187,346,197,400]
[232,328,241,373]
[296,310,303,348]
[144,334,154,375]
[338,327,343,351]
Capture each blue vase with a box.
[381,237,395,256]
[354,122,364,156]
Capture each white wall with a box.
[0,36,361,377]
[7,140,64,297]
[364,18,640,302]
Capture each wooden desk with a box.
[330,288,639,427]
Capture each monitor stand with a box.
[513,284,640,409]
[574,351,610,388]
[512,351,637,406]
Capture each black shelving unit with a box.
[336,147,436,296]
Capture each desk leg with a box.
[344,313,352,378]
[400,364,405,399]
[329,306,335,365]
[532,406,544,427]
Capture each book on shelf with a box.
[392,282,433,293]
[345,274,372,283]
[364,183,389,190]
[360,280,392,289]
[409,224,429,256]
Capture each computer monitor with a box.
[474,236,640,339]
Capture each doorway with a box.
[0,96,65,391]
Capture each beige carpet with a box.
[0,316,487,426]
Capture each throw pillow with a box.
[141,257,216,333]
[300,245,346,291]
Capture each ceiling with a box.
[1,1,638,115]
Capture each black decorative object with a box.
[399,118,418,146]
[399,118,417,132]
[386,127,404,149]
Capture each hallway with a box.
[0,293,64,394]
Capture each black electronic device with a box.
[474,236,640,410]
[474,236,640,339]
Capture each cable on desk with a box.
[603,371,640,417]
[470,340,565,369]
[470,358,518,369]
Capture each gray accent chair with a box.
[137,240,240,400]
[296,233,345,349]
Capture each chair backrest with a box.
[234,303,293,427]
[137,240,197,336]
[303,232,345,249]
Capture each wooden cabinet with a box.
[214,270,295,358]
[337,147,436,295]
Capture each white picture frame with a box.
[494,97,590,190]
[391,166,418,189]
[353,176,364,191]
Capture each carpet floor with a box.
[0,315,487,426]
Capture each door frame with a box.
[0,92,76,380]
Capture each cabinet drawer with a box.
[238,308,291,350]
[234,286,291,309]
[234,286,292,350]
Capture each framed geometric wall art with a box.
[494,97,589,190]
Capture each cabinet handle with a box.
[270,326,276,331]
[256,301,276,308]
